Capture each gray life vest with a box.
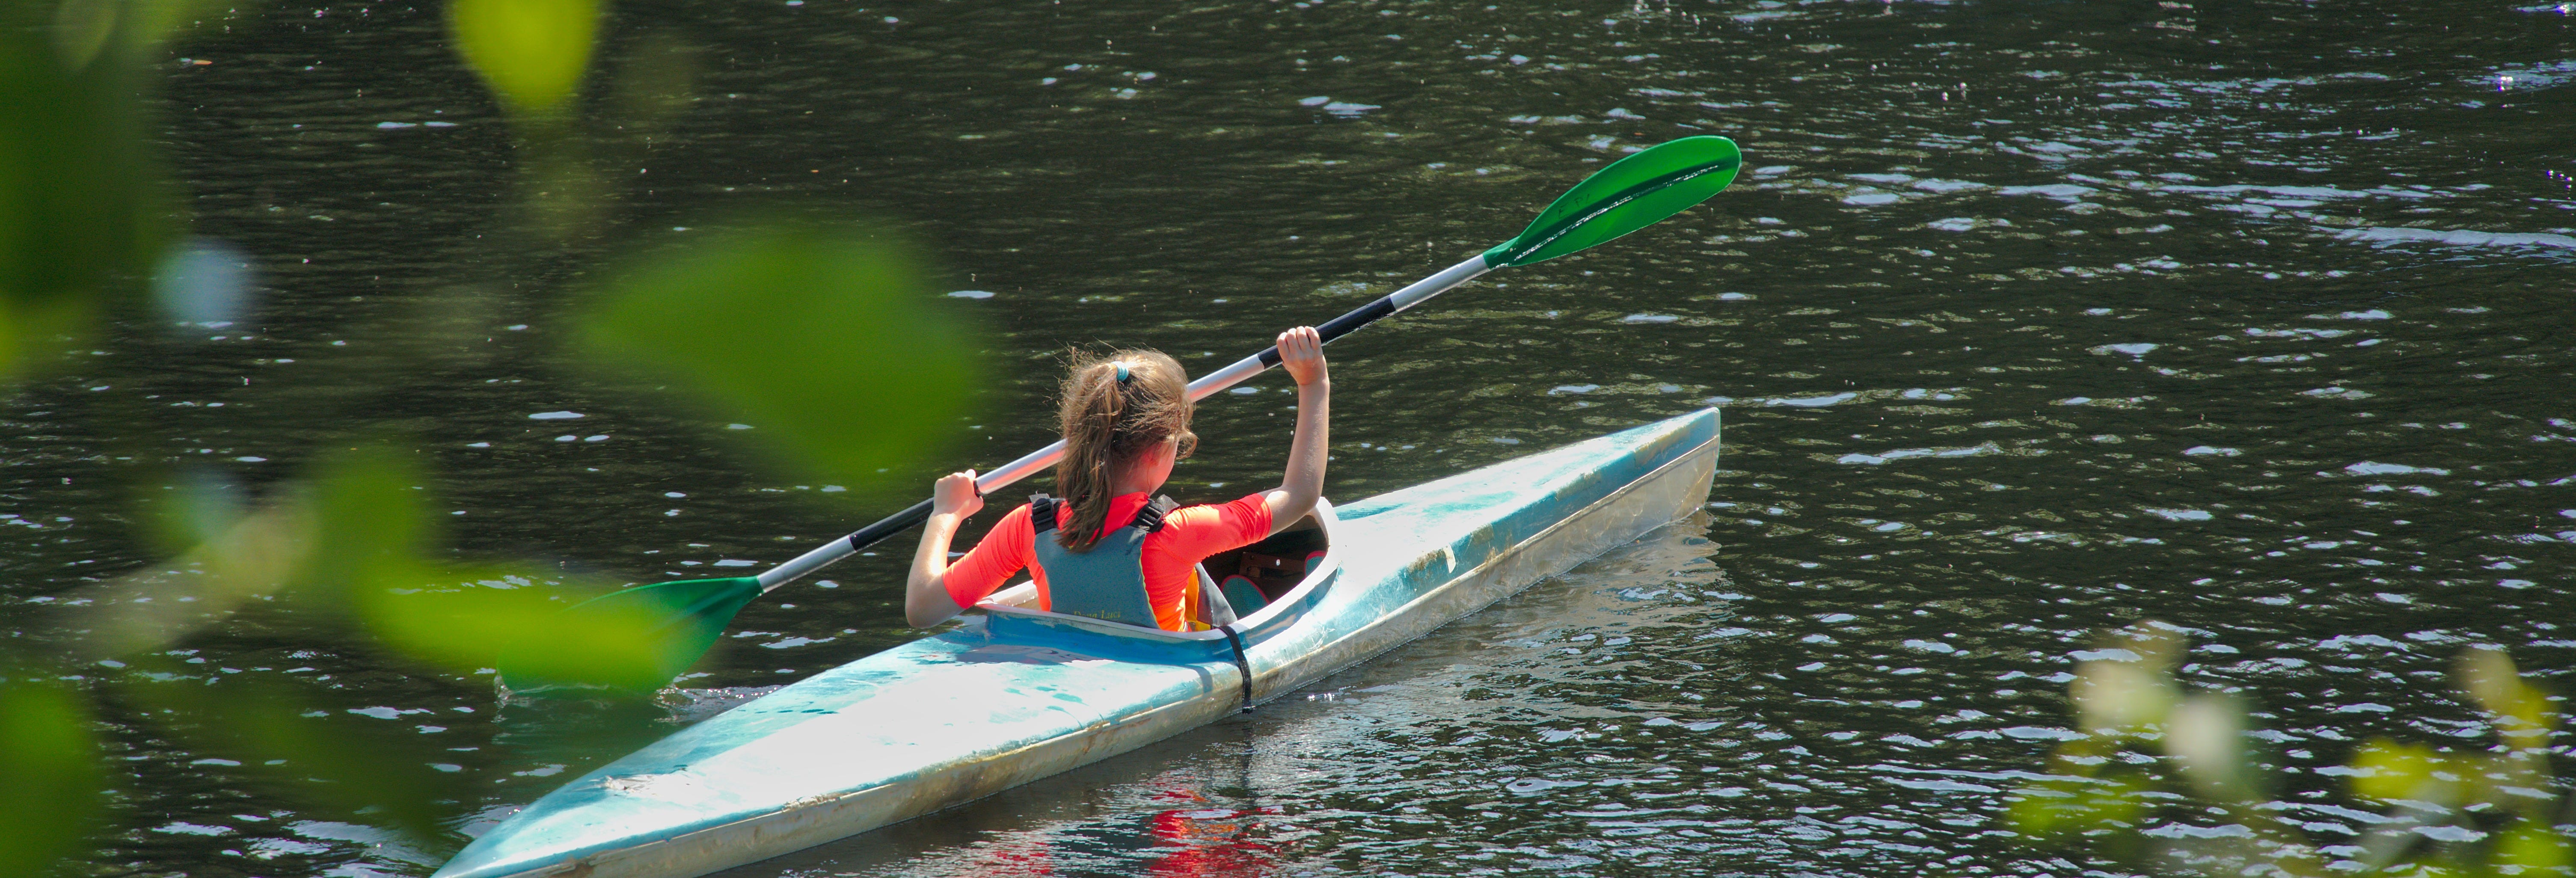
[1029,493,1177,628]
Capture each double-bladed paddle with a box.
[499,135,1742,694]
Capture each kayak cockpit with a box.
[974,497,1340,654]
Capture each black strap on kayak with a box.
[1219,624,1254,712]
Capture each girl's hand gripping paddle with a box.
[500,136,1742,695]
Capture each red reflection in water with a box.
[941,790,1279,876]
[1149,789,1278,878]
[953,840,1056,876]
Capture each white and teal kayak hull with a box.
[435,408,1721,878]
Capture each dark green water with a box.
[7,0,2574,874]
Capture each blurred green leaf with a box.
[2457,647,2558,755]
[0,0,173,386]
[0,678,103,878]
[65,439,704,692]
[116,668,460,849]
[496,576,760,697]
[56,454,316,661]
[50,0,231,69]
[2349,739,2457,806]
[2070,657,2176,736]
[121,0,230,59]
[2030,627,2570,877]
[360,569,700,696]
[576,225,982,494]
[296,448,688,692]
[51,444,438,662]
[304,443,431,590]
[2066,623,2187,738]
[65,499,312,660]
[448,0,601,118]
[2163,694,2256,804]
[2492,820,2575,876]
[130,466,245,554]
[2007,771,2147,845]
[49,0,118,70]
[360,568,574,671]
[2459,647,2521,716]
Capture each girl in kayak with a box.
[904,327,1331,631]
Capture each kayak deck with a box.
[435,409,1720,878]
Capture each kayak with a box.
[435,408,1721,878]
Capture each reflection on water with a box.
[5,0,2571,874]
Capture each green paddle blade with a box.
[1483,136,1742,268]
[495,577,763,697]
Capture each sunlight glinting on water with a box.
[2,0,2569,874]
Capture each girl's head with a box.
[1054,349,1195,550]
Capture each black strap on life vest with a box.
[1131,496,1175,533]
[1030,493,1058,535]
[1028,493,1175,541]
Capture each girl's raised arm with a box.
[1262,326,1329,534]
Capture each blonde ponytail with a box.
[1053,349,1194,551]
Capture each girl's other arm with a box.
[904,470,983,628]
[1263,326,1329,534]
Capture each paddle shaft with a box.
[754,253,1493,592]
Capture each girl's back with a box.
[942,491,1272,630]
[902,329,1333,632]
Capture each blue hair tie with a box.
[1114,363,1131,383]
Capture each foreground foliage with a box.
[0,0,978,870]
[2011,622,2572,875]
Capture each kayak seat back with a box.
[1214,524,1329,603]
[1217,575,1267,614]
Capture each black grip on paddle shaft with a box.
[1256,295,1396,366]
[844,498,936,552]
